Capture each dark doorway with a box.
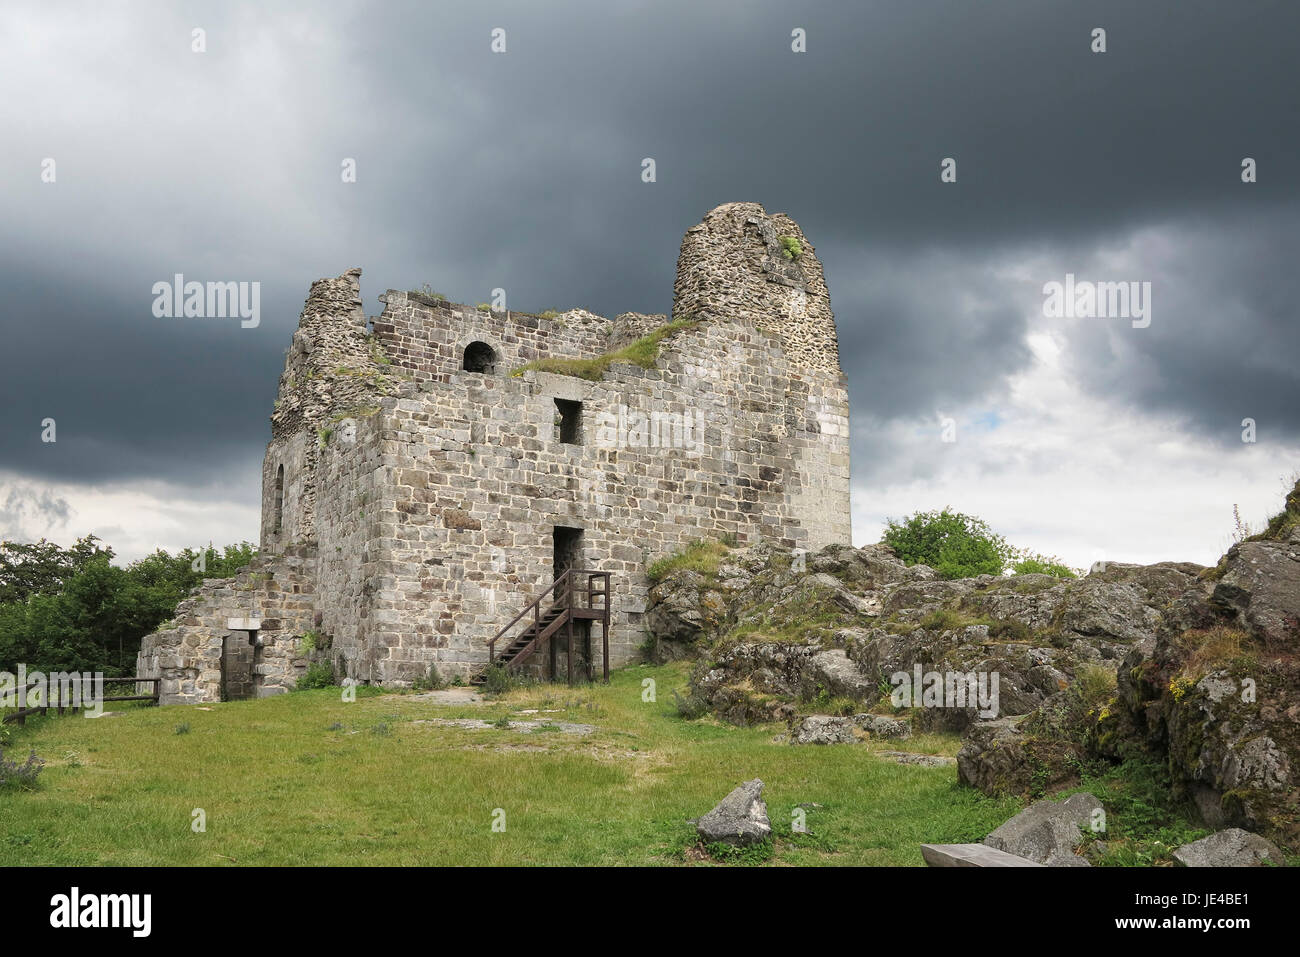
[221,631,256,701]
[551,526,592,681]
[553,525,584,579]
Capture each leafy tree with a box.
[0,540,256,675]
[0,536,111,604]
[882,508,1012,579]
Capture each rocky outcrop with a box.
[662,484,1300,852]
[687,542,1207,736]
[983,792,1102,867]
[696,779,772,847]
[1103,509,1300,848]
[1172,828,1286,867]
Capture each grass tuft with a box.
[512,318,698,381]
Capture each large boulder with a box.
[790,713,910,745]
[983,792,1102,866]
[646,569,728,646]
[1172,828,1286,867]
[696,779,771,847]
[1210,536,1300,648]
[957,716,1083,797]
[808,648,878,700]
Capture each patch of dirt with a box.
[404,689,484,706]
[410,717,595,735]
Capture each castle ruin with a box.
[136,202,852,702]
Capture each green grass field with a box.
[0,662,1024,866]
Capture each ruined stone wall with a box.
[311,409,390,684]
[135,546,319,704]
[261,268,407,552]
[371,295,610,383]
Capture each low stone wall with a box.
[135,545,320,704]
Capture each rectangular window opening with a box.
[554,398,583,445]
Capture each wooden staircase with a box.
[471,569,612,686]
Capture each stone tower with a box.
[675,201,841,375]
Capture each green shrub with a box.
[481,664,516,694]
[1011,552,1078,578]
[1075,758,1209,865]
[295,661,336,690]
[671,688,709,719]
[704,839,774,864]
[299,630,321,655]
[883,508,1011,579]
[988,618,1034,642]
[919,608,969,632]
[412,664,445,691]
[778,236,802,261]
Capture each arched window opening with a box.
[462,341,497,373]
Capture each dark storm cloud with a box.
[1,0,1297,503]
[1057,206,1300,451]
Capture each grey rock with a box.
[790,712,910,745]
[696,779,771,846]
[645,569,726,644]
[1173,828,1285,867]
[1211,540,1300,647]
[878,751,955,767]
[809,648,876,700]
[983,792,1102,866]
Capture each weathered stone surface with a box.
[921,843,1044,867]
[696,779,771,847]
[1172,828,1286,867]
[957,716,1083,797]
[646,569,727,645]
[880,751,955,767]
[983,792,1102,867]
[790,712,911,745]
[1211,539,1300,647]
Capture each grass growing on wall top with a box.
[511,318,699,382]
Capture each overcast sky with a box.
[2,0,1298,569]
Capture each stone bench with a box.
[920,843,1045,867]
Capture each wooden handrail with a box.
[486,569,612,668]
